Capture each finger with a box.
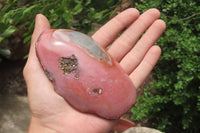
[23,14,65,112]
[129,45,161,89]
[120,19,166,74]
[24,14,51,88]
[29,14,51,60]
[108,8,161,62]
[92,8,139,48]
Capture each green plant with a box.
[131,0,200,132]
[0,0,121,59]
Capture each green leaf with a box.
[72,3,83,15]
[0,49,11,56]
[62,11,73,25]
[0,26,16,43]
[85,0,91,6]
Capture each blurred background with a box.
[0,0,199,133]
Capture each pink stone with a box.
[36,29,136,119]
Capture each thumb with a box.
[23,14,59,108]
[24,14,50,87]
[29,14,51,58]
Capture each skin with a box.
[23,8,166,133]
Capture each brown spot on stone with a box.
[58,55,78,75]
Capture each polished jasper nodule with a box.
[36,29,136,119]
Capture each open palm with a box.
[23,8,165,133]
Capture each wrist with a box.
[28,117,57,133]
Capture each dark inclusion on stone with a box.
[92,88,102,95]
[44,70,54,81]
[58,54,78,75]
[88,88,103,95]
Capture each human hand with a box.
[23,8,165,133]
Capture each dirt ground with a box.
[0,59,27,96]
[0,59,30,133]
